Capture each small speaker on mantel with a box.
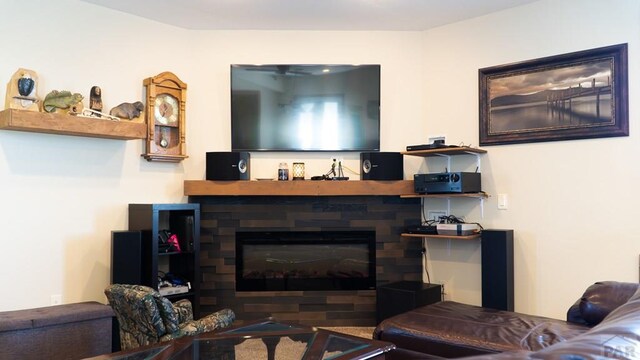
[206,152,250,181]
[360,152,403,180]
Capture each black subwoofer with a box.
[376,281,441,324]
[206,152,250,181]
[360,152,403,180]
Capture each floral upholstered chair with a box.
[105,284,235,350]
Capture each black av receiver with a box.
[414,172,481,194]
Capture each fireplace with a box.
[236,231,376,291]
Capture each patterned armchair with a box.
[105,284,235,350]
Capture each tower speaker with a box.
[360,152,403,180]
[111,231,144,285]
[481,229,514,311]
[206,152,250,181]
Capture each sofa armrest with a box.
[160,308,236,342]
[567,281,640,326]
[566,299,588,326]
[173,299,194,323]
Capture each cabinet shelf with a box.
[402,146,486,157]
[164,291,196,299]
[401,232,482,240]
[159,250,195,256]
[0,108,146,140]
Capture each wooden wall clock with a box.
[142,71,188,162]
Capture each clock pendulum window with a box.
[142,71,188,162]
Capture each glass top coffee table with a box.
[93,318,395,360]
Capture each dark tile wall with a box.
[190,195,422,326]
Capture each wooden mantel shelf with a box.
[0,108,146,140]
[184,180,415,196]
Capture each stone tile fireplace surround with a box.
[189,187,422,327]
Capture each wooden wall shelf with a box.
[184,180,415,196]
[401,233,482,240]
[401,192,489,199]
[0,108,146,140]
[402,146,486,157]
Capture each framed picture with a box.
[479,43,628,146]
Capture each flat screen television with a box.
[231,64,380,152]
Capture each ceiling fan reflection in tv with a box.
[231,64,381,152]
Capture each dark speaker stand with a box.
[481,229,514,311]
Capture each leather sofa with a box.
[374,281,640,358]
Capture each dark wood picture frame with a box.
[479,43,628,146]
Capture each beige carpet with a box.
[225,327,377,359]
[318,326,376,339]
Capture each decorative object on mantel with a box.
[5,68,39,112]
[109,101,144,121]
[89,86,103,117]
[142,71,188,162]
[292,162,305,180]
[43,90,83,115]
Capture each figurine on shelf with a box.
[43,90,84,114]
[89,86,103,117]
[109,101,144,120]
[81,108,120,121]
[5,68,40,111]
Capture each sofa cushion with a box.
[374,301,588,358]
[153,294,180,333]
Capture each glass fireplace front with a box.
[236,231,376,291]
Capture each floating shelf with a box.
[0,108,146,140]
[402,146,487,157]
[401,192,489,199]
[184,180,416,196]
[401,233,482,240]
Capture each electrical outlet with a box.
[427,210,447,222]
[50,294,62,306]
[433,279,447,299]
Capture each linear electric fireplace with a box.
[236,231,376,291]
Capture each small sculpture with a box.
[89,86,103,117]
[43,90,83,113]
[110,101,144,120]
[5,68,39,111]
[18,75,35,97]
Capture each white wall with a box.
[1,0,637,320]
[422,0,640,319]
[0,0,425,311]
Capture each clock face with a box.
[154,93,179,125]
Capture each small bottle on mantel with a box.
[278,162,289,181]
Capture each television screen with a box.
[231,64,380,152]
